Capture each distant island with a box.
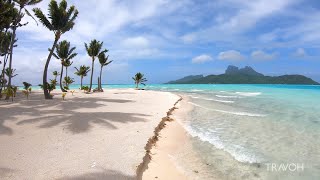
[167,65,319,85]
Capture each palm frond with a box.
[33,8,53,30]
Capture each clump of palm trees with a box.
[33,0,78,99]
[52,40,77,92]
[133,72,147,89]
[1,0,115,100]
[1,0,42,100]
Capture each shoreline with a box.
[136,96,183,179]
[141,95,195,179]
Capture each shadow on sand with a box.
[58,169,135,180]
[0,93,149,135]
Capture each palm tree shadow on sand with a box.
[0,95,150,134]
[58,169,135,180]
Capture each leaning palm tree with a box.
[132,72,147,89]
[6,0,42,100]
[33,0,78,99]
[74,65,90,89]
[84,39,107,92]
[97,51,112,91]
[52,40,77,92]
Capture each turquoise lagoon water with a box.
[33,84,320,179]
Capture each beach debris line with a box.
[136,96,183,180]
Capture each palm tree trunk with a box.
[89,57,95,92]
[65,67,68,88]
[59,64,67,92]
[5,28,17,100]
[0,54,9,95]
[80,76,83,89]
[43,34,60,99]
[0,29,9,95]
[99,65,103,90]
[5,7,22,100]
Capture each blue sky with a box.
[12,0,320,85]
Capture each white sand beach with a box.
[0,89,182,179]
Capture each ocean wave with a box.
[235,92,262,97]
[187,102,266,117]
[184,125,262,163]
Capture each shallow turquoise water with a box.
[31,84,320,179]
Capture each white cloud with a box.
[122,36,149,48]
[218,50,245,61]
[180,0,296,43]
[251,50,276,61]
[293,48,307,58]
[191,54,213,63]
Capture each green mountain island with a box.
[167,65,319,85]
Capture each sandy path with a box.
[0,89,179,179]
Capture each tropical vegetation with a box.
[74,65,90,89]
[85,39,107,92]
[33,0,78,99]
[1,0,116,101]
[52,40,77,92]
[132,72,147,89]
[97,51,112,91]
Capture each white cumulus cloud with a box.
[191,54,213,63]
[251,50,276,60]
[218,50,245,61]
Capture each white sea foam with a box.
[187,102,266,117]
[235,92,262,97]
[203,98,234,103]
[191,89,204,92]
[216,95,238,98]
[184,124,262,163]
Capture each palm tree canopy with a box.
[98,51,113,67]
[52,70,59,76]
[14,0,42,7]
[33,0,78,35]
[74,65,90,77]
[84,39,107,58]
[132,72,147,85]
[52,40,77,62]
[0,31,13,56]
[0,0,18,31]
[62,59,73,67]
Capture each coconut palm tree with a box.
[33,0,78,99]
[5,0,42,100]
[74,65,90,89]
[52,70,59,81]
[63,76,74,89]
[84,39,107,92]
[132,72,147,89]
[97,51,112,91]
[0,31,14,95]
[63,59,73,78]
[52,40,77,92]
